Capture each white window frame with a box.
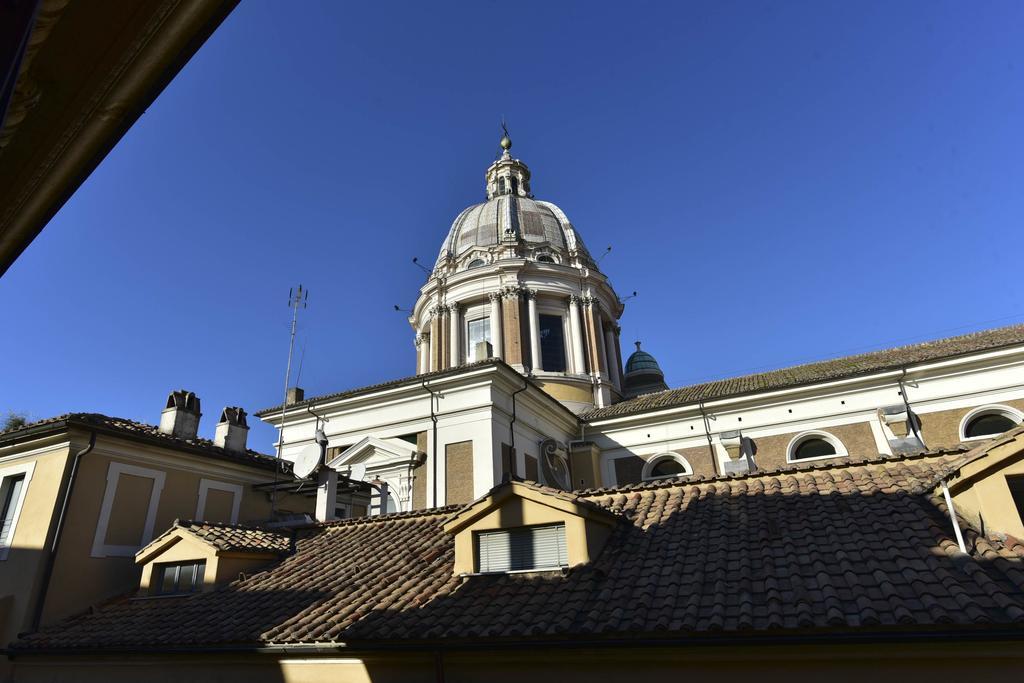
[959,404,1024,442]
[641,452,693,481]
[195,479,243,523]
[91,462,166,558]
[463,301,491,364]
[0,461,35,561]
[535,301,570,375]
[786,431,848,464]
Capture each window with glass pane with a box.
[965,413,1017,438]
[467,317,490,362]
[155,560,206,595]
[538,314,567,372]
[0,474,26,546]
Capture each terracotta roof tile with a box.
[584,323,1024,421]
[0,413,285,473]
[166,520,294,555]
[15,448,1024,651]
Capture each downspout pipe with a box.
[421,380,440,508]
[941,479,968,554]
[31,430,96,631]
[507,376,529,479]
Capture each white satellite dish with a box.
[349,463,367,481]
[292,444,322,479]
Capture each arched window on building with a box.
[641,453,692,481]
[467,258,485,269]
[536,254,555,263]
[787,431,848,463]
[960,405,1024,441]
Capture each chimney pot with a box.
[214,407,249,453]
[159,390,201,440]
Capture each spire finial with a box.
[499,120,512,152]
[635,341,642,351]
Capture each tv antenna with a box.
[272,284,308,513]
[412,257,431,275]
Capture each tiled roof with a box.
[0,413,286,473]
[157,520,294,556]
[16,448,1024,652]
[583,323,1024,421]
[254,359,506,416]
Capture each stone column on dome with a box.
[415,334,430,374]
[583,297,607,378]
[488,292,503,359]
[567,295,586,374]
[429,307,443,372]
[526,289,541,372]
[448,303,461,367]
[604,324,621,388]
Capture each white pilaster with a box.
[448,303,461,367]
[527,290,541,372]
[568,295,585,374]
[416,334,430,374]
[488,292,503,359]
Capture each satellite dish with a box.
[292,444,322,479]
[349,463,367,481]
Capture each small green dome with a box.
[625,341,663,374]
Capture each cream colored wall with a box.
[450,494,612,574]
[37,430,311,627]
[0,442,72,673]
[12,642,1024,683]
[950,443,1024,538]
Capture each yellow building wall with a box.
[0,443,72,675]
[0,428,313,651]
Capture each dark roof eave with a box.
[12,623,1024,657]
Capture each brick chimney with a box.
[214,407,249,453]
[159,390,201,440]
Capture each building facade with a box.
[0,392,311,680]
[257,133,1024,519]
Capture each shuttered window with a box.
[475,523,567,573]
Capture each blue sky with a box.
[2,1,1022,451]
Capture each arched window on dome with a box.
[787,431,848,463]
[536,254,555,263]
[641,453,692,481]
[960,405,1023,441]
[466,259,485,270]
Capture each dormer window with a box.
[467,258,485,269]
[536,254,555,263]
[155,560,206,595]
[475,523,567,573]
[443,481,618,576]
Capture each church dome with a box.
[623,342,669,399]
[436,196,592,267]
[625,345,663,374]
[433,132,594,270]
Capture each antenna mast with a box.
[272,285,308,512]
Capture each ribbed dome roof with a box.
[435,195,591,266]
[625,342,663,374]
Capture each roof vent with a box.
[159,390,201,440]
[214,407,248,453]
